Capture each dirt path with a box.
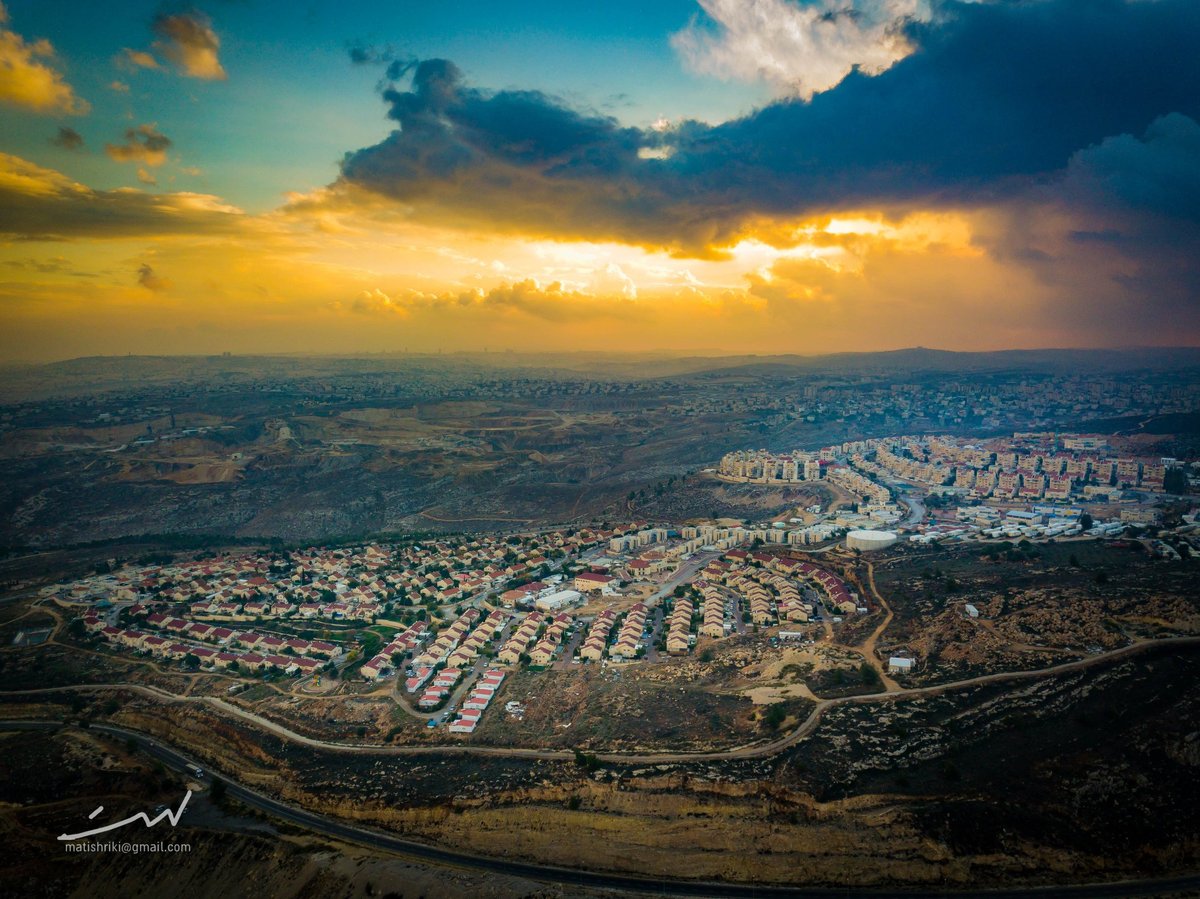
[852,561,901,692]
[5,635,1195,766]
[419,511,534,524]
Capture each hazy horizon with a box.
[7,343,1200,369]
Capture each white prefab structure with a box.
[535,589,582,611]
[888,656,914,673]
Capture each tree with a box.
[210,777,226,802]
[573,749,601,772]
[1164,467,1189,494]
[1079,513,1094,531]
[763,704,787,730]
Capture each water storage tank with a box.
[846,529,897,551]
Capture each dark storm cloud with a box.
[1063,113,1200,225]
[341,58,686,247]
[340,0,1200,255]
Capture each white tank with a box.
[846,529,897,551]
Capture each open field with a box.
[871,541,1200,686]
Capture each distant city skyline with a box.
[2,0,1199,361]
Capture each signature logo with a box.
[58,791,191,841]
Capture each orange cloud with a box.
[105,125,172,167]
[137,263,171,291]
[116,47,160,71]
[152,11,226,80]
[0,2,89,114]
[0,152,244,239]
[3,152,1196,364]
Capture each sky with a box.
[1,0,1198,362]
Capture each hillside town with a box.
[13,421,1191,750]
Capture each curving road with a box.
[3,717,1197,899]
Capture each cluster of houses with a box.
[444,610,508,669]
[497,611,549,664]
[82,611,336,676]
[448,669,507,734]
[700,587,726,638]
[573,604,650,662]
[408,608,481,669]
[403,662,508,732]
[376,609,510,683]
[360,621,429,680]
[43,524,623,624]
[664,596,695,655]
[701,558,791,625]
[579,608,617,661]
[784,559,857,614]
[414,665,466,709]
[696,551,858,626]
[624,553,674,579]
[525,613,573,668]
[610,604,648,659]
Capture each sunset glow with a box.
[2,0,1198,360]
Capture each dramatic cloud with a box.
[0,153,244,239]
[152,11,226,80]
[50,126,83,151]
[672,0,930,99]
[340,0,1200,258]
[1064,113,1200,226]
[0,2,89,114]
[105,124,172,166]
[5,0,1199,360]
[340,59,688,249]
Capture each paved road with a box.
[5,718,1198,899]
[554,625,585,669]
[648,551,722,604]
[896,485,926,532]
[642,606,664,662]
